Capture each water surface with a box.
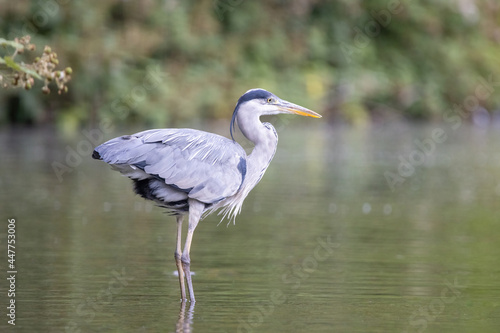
[1,122,499,332]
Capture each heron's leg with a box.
[182,199,204,302]
[174,215,186,301]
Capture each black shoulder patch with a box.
[237,157,247,188]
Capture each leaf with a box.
[0,38,24,50]
[3,56,21,71]
[1,56,42,80]
[20,65,42,80]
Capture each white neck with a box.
[237,111,278,186]
[211,109,278,224]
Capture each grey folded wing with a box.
[93,128,247,204]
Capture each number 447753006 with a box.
[7,218,16,270]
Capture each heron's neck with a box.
[237,113,278,185]
[211,112,278,223]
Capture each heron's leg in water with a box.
[174,215,186,301]
[182,199,204,302]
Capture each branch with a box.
[0,35,72,94]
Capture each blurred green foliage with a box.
[1,0,500,128]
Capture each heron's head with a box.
[231,88,321,140]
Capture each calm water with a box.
[1,121,500,332]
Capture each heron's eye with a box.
[267,98,273,103]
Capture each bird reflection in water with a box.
[176,301,195,333]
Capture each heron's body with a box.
[93,88,320,302]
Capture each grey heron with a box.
[92,88,321,302]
